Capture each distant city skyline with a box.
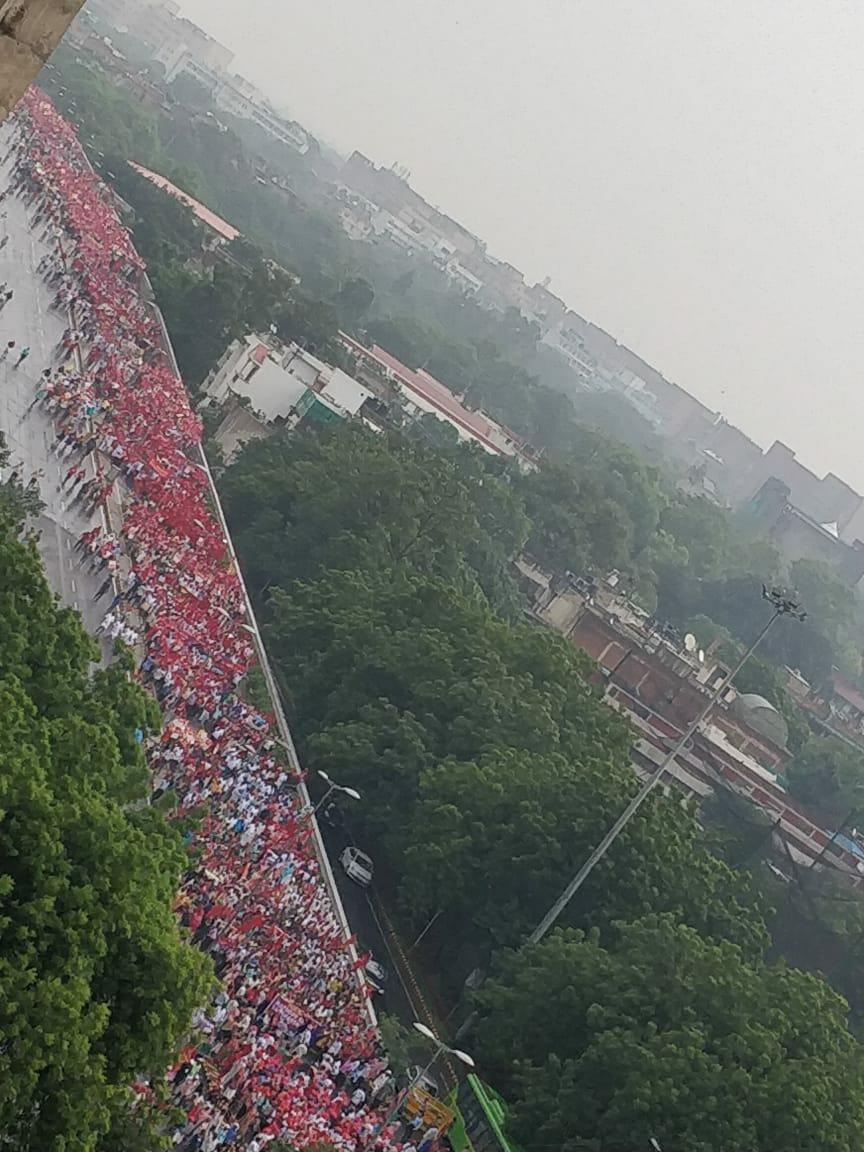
[173,0,864,488]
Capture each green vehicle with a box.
[445,1074,517,1152]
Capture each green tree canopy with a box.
[399,748,767,966]
[220,423,529,617]
[786,734,864,822]
[517,428,664,576]
[0,478,209,1150]
[475,918,864,1152]
[334,276,375,324]
[266,566,766,986]
[656,572,836,687]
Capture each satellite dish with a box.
[684,633,697,652]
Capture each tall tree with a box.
[334,276,375,325]
[787,735,864,821]
[220,423,529,618]
[0,474,209,1150]
[267,566,765,988]
[475,918,864,1152]
[400,747,767,965]
[517,430,664,576]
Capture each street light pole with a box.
[377,1042,446,1134]
[312,769,361,814]
[528,587,805,946]
[365,1022,473,1151]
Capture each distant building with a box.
[83,0,308,155]
[156,49,310,155]
[338,154,569,331]
[739,441,864,540]
[339,332,538,470]
[202,336,372,460]
[75,0,864,541]
[338,206,374,242]
[541,320,599,383]
[340,152,481,262]
[87,0,233,72]
[128,162,240,243]
[520,564,864,881]
[210,404,272,463]
[445,260,484,296]
[743,478,864,586]
[827,673,864,737]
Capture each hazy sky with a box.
[177,0,864,486]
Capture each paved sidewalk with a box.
[0,129,106,634]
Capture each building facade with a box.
[340,332,538,470]
[202,336,372,460]
[743,478,864,586]
[87,0,233,72]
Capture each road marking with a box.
[365,890,422,1021]
[65,537,71,550]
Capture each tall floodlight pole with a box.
[528,586,806,946]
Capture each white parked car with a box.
[366,955,388,984]
[340,846,374,887]
[365,954,388,994]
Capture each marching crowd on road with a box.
[2,88,422,1152]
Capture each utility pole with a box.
[528,586,806,946]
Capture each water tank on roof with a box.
[731,693,788,748]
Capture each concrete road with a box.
[0,131,106,634]
[320,817,422,1029]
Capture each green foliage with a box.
[334,276,375,323]
[96,1093,183,1152]
[241,664,272,716]
[475,918,864,1152]
[167,73,213,112]
[46,48,864,1149]
[656,571,836,687]
[517,428,664,577]
[149,260,246,387]
[50,50,864,683]
[108,161,203,267]
[790,558,860,677]
[787,735,864,821]
[103,159,336,389]
[220,423,529,618]
[47,59,163,168]
[574,388,665,461]
[400,748,767,967]
[264,564,766,986]
[377,1013,430,1075]
[0,485,209,1148]
[51,51,590,451]
[364,312,577,451]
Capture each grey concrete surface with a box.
[0,133,107,634]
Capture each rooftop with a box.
[129,162,240,242]
[731,693,789,749]
[339,332,532,461]
[832,673,864,715]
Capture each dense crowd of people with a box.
[4,88,417,1152]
